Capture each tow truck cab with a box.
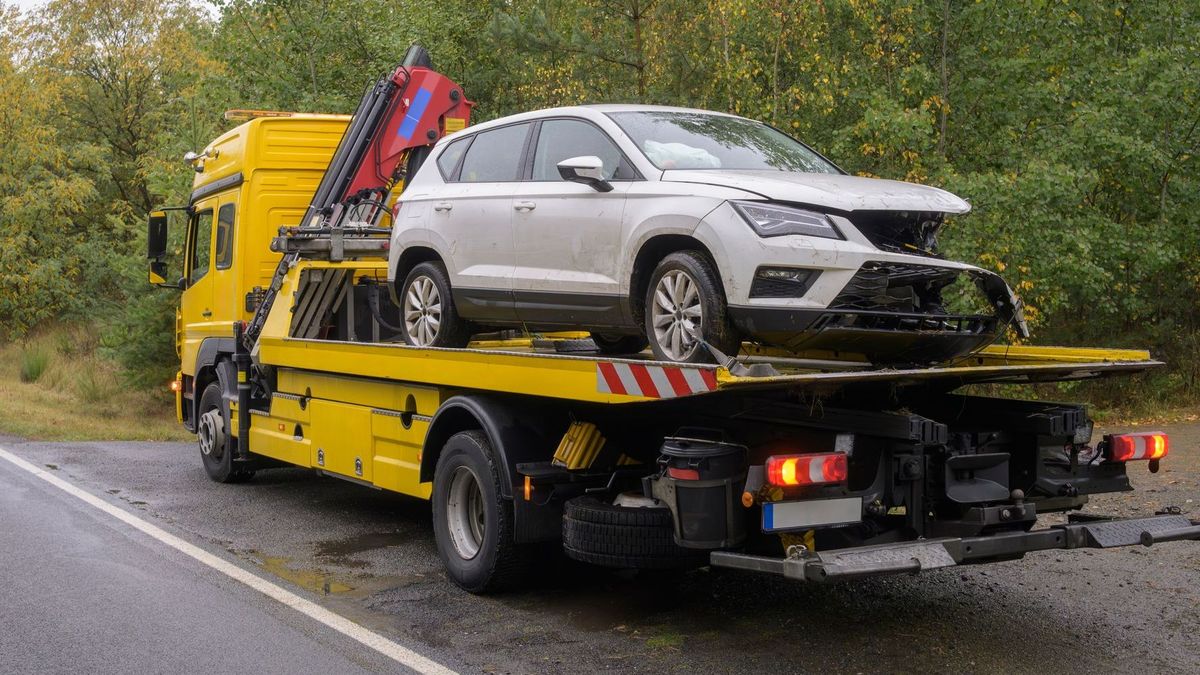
[149,114,350,430]
[147,88,1197,593]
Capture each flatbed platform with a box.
[251,260,1161,404]
[258,334,1160,404]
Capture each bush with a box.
[76,367,117,404]
[18,347,50,383]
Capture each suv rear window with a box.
[457,123,531,182]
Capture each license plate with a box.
[762,497,862,532]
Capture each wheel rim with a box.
[198,409,224,459]
[651,270,703,361]
[445,466,486,560]
[403,275,442,346]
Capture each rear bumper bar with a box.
[710,514,1200,582]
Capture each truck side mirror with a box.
[557,155,613,192]
[147,210,179,288]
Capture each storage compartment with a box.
[647,433,748,549]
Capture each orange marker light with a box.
[765,453,848,487]
[169,379,182,393]
[523,475,532,501]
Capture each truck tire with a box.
[644,251,740,364]
[562,496,708,570]
[399,261,472,349]
[197,383,254,483]
[431,430,533,593]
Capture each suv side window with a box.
[532,119,631,181]
[457,123,531,182]
[215,203,235,270]
[190,209,214,285]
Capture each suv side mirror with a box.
[147,210,180,288]
[557,155,613,192]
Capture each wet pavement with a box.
[0,422,1197,674]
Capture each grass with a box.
[0,324,191,442]
[18,346,50,383]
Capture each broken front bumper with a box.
[709,514,1200,582]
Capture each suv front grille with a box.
[827,262,995,334]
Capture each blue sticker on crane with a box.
[762,503,774,530]
[397,87,433,142]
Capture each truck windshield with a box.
[607,111,841,174]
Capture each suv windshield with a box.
[608,111,840,173]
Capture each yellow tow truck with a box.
[148,47,1197,592]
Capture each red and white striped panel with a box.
[596,362,718,399]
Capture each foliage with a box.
[0,0,1197,408]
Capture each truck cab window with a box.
[190,209,214,285]
[216,203,235,270]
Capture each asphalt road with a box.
[1,423,1197,674]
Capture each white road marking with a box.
[0,446,458,675]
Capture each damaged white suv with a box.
[388,105,1026,364]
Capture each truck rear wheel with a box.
[563,496,708,569]
[197,383,254,483]
[431,431,532,593]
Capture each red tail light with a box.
[1107,432,1169,462]
[765,453,848,487]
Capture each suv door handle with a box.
[433,202,453,212]
[514,201,537,211]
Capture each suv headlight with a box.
[732,201,842,239]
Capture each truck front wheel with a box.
[197,382,254,484]
[431,431,531,593]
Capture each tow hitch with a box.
[710,514,1200,582]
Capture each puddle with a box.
[237,547,425,598]
[314,531,409,560]
[250,552,355,595]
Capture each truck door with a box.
[181,201,218,367]
[182,192,241,358]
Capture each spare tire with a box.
[562,496,708,570]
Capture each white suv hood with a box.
[661,170,971,214]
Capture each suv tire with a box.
[644,251,740,363]
[399,261,472,348]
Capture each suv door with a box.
[512,118,635,328]
[423,122,531,323]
